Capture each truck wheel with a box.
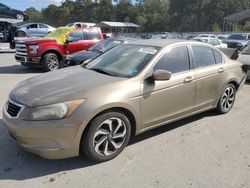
[17,31,26,37]
[42,53,60,71]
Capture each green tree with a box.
[25,7,42,22]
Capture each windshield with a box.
[198,34,209,37]
[86,44,159,77]
[217,36,226,40]
[194,38,208,43]
[66,23,74,27]
[44,27,75,44]
[227,34,247,40]
[241,45,250,54]
[89,39,123,53]
[0,3,11,9]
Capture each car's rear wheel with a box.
[216,83,236,114]
[42,53,60,71]
[16,14,24,21]
[82,112,131,162]
[17,31,26,37]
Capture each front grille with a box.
[15,42,27,56]
[7,100,22,117]
[227,43,238,48]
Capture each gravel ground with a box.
[0,53,250,188]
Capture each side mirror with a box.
[81,59,92,67]
[242,64,250,73]
[66,36,73,43]
[152,69,172,81]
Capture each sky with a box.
[0,0,63,11]
[0,0,138,11]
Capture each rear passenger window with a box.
[192,46,216,68]
[85,30,101,40]
[213,50,223,64]
[154,46,190,74]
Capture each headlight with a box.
[29,45,39,54]
[24,99,85,121]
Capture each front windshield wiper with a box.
[89,67,117,77]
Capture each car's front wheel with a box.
[42,53,60,71]
[216,83,236,114]
[82,112,131,162]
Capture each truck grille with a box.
[15,41,27,61]
[227,43,238,49]
[6,100,23,118]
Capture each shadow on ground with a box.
[0,110,215,181]
[0,65,43,74]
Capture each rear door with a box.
[141,45,196,129]
[82,29,103,49]
[191,45,228,110]
[38,24,49,37]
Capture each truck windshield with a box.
[44,27,75,44]
[86,44,159,78]
[227,34,247,40]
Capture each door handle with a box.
[218,67,225,73]
[184,76,194,83]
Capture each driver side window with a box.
[154,46,190,74]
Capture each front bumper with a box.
[2,103,81,159]
[15,55,41,65]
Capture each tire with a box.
[81,111,131,162]
[17,31,26,37]
[42,53,60,71]
[216,83,236,114]
[16,14,24,21]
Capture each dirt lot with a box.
[0,53,250,188]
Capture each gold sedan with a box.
[3,39,247,162]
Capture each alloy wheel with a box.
[221,85,235,111]
[47,55,59,70]
[16,14,24,21]
[93,117,127,156]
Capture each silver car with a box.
[16,23,56,38]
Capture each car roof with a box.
[76,27,101,30]
[195,37,216,40]
[126,39,192,47]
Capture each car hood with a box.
[23,38,57,45]
[225,40,247,44]
[10,66,124,107]
[71,51,101,64]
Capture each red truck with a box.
[15,27,104,71]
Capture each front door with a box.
[26,24,39,37]
[64,30,86,55]
[141,45,196,129]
